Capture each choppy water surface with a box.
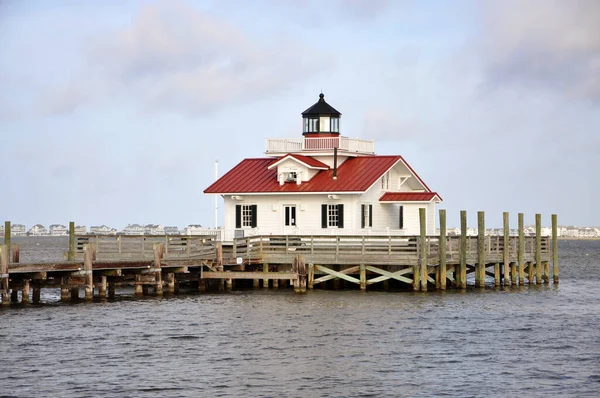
[1,239,599,397]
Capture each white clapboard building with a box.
[205,94,442,241]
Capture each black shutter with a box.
[361,204,365,229]
[285,207,290,226]
[369,205,373,227]
[251,205,257,228]
[235,205,241,228]
[338,204,344,228]
[399,205,404,229]
[291,206,296,226]
[321,204,327,228]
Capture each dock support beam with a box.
[439,209,447,290]
[1,244,11,305]
[21,279,30,304]
[98,276,107,298]
[167,273,175,294]
[360,264,366,291]
[68,221,75,261]
[518,213,525,284]
[419,208,427,292]
[458,210,467,289]
[552,214,559,284]
[83,244,95,300]
[153,243,164,296]
[263,263,269,289]
[536,214,542,284]
[476,211,486,288]
[503,212,510,285]
[308,263,314,289]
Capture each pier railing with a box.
[75,235,217,260]
[231,235,550,265]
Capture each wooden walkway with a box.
[1,211,559,304]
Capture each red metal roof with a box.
[267,154,329,170]
[205,156,406,194]
[379,192,442,202]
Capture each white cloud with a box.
[479,0,600,103]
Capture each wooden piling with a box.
[167,273,175,294]
[33,286,41,303]
[292,256,299,292]
[503,212,510,285]
[22,279,30,303]
[552,214,559,284]
[494,262,501,286]
[83,244,94,300]
[528,261,534,284]
[99,276,107,298]
[458,210,467,289]
[68,221,75,261]
[360,263,366,291]
[134,274,143,296]
[4,222,11,262]
[1,245,10,305]
[308,263,314,289]
[419,208,427,292]
[298,256,307,293]
[225,276,233,290]
[476,211,486,288]
[263,263,269,289]
[153,243,164,296]
[11,243,19,264]
[60,278,70,302]
[536,214,542,284]
[439,209,447,290]
[518,213,525,284]
[510,262,517,285]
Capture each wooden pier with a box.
[1,211,559,304]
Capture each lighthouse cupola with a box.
[301,93,341,137]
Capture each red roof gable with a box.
[267,154,329,170]
[205,156,405,194]
[379,192,442,202]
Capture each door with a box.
[284,205,297,233]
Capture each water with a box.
[1,239,599,397]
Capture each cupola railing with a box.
[266,136,375,155]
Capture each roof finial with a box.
[319,92,324,101]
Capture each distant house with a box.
[164,226,180,235]
[49,224,68,236]
[28,224,48,236]
[11,224,27,236]
[90,225,117,235]
[204,93,442,241]
[144,224,164,235]
[75,225,87,235]
[122,224,144,235]
[184,225,205,235]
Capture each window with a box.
[361,204,373,228]
[307,118,318,132]
[399,205,404,229]
[285,206,296,226]
[330,117,339,133]
[321,204,344,228]
[235,205,257,228]
[303,118,309,133]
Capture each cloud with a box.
[479,0,600,103]
[37,0,325,117]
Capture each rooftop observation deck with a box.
[266,136,375,155]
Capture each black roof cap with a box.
[301,93,341,117]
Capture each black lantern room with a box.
[301,93,341,137]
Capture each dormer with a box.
[267,154,329,186]
[302,93,341,137]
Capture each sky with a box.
[1,0,599,230]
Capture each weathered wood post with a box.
[476,211,486,288]
[83,244,95,300]
[535,214,542,284]
[225,274,233,290]
[360,263,366,291]
[503,212,510,285]
[419,208,427,291]
[98,276,107,298]
[0,245,9,305]
[298,256,307,293]
[68,221,75,261]
[308,263,314,289]
[458,210,467,289]
[4,222,11,262]
[494,262,501,286]
[108,280,116,298]
[518,213,525,284]
[21,279,30,304]
[552,214,559,284]
[272,266,279,289]
[439,209,447,290]
[167,273,175,294]
[11,243,19,264]
[263,263,269,289]
[292,256,299,292]
[32,284,41,304]
[60,277,70,302]
[134,274,143,296]
[153,243,164,296]
[217,242,224,292]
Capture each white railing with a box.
[266,136,375,154]
[213,228,410,242]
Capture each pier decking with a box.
[1,211,559,304]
